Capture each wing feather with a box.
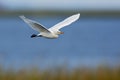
[49,13,80,31]
[19,16,50,33]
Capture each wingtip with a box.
[19,15,26,19]
[76,13,80,17]
[73,13,80,19]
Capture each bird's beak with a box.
[60,32,64,34]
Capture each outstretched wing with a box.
[49,13,80,31]
[19,16,50,33]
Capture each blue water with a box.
[0,16,120,69]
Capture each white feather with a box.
[19,15,50,33]
[49,13,80,31]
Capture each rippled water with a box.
[0,16,120,69]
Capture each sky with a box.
[0,0,120,11]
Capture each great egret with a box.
[20,13,80,39]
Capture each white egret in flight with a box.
[20,13,80,39]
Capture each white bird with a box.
[19,13,80,39]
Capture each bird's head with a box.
[57,31,64,35]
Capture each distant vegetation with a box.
[0,65,120,80]
[0,10,120,17]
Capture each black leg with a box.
[31,34,37,38]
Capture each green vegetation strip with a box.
[0,66,120,80]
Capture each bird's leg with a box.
[31,34,37,38]
[38,35,42,37]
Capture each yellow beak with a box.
[60,32,64,34]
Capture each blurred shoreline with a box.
[0,10,120,17]
[0,65,120,80]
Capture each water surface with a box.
[0,16,120,69]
